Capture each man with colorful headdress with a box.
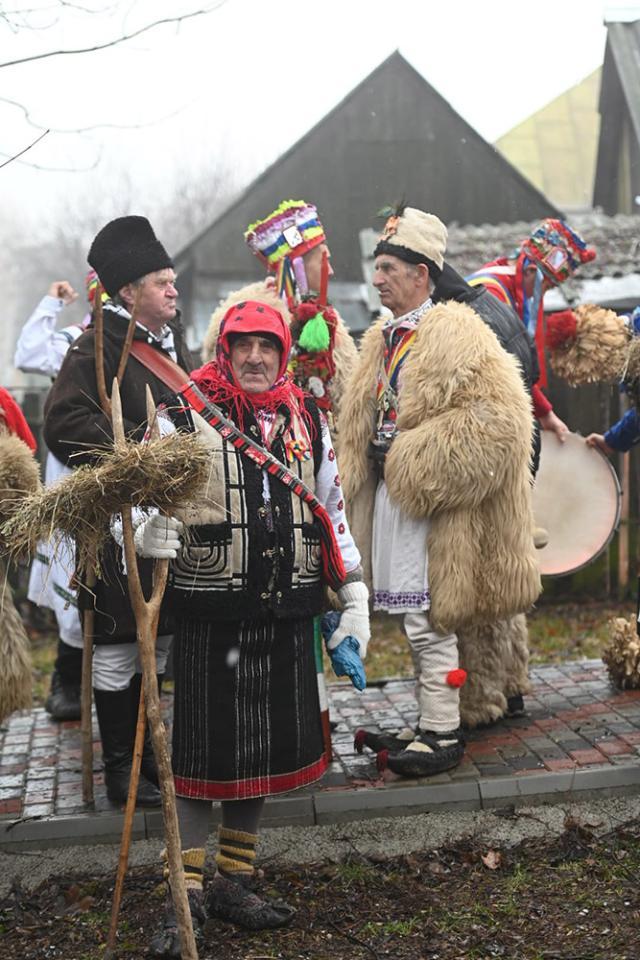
[130,298,368,953]
[14,275,100,721]
[202,199,358,435]
[340,206,540,777]
[467,218,596,442]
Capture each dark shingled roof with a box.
[445,212,640,283]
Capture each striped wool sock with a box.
[162,847,206,891]
[215,826,257,878]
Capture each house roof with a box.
[593,18,640,213]
[174,51,560,284]
[494,70,601,211]
[607,19,640,145]
[444,211,639,282]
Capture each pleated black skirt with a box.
[171,615,327,800]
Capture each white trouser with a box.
[403,610,460,733]
[92,634,172,691]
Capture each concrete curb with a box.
[3,763,640,850]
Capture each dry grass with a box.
[0,432,210,574]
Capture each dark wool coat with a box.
[43,309,194,644]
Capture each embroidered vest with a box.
[169,400,325,621]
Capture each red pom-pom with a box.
[376,749,389,772]
[546,310,578,349]
[446,668,467,688]
[354,729,366,754]
[295,301,320,322]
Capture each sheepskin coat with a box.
[340,300,541,634]
[202,280,359,433]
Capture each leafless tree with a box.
[2,150,238,383]
[0,0,228,170]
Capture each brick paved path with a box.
[2,659,640,842]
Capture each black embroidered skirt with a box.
[171,615,327,800]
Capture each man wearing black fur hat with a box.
[44,216,194,808]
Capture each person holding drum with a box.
[587,418,638,456]
[467,218,596,443]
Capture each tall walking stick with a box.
[80,292,107,804]
[81,286,141,805]
[106,379,197,960]
[105,390,163,955]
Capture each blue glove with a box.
[321,611,367,692]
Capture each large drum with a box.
[532,431,621,577]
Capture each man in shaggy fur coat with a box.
[342,206,541,777]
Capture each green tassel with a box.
[298,312,330,352]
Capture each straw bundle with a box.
[0,432,41,526]
[0,559,33,722]
[603,616,640,689]
[0,434,40,722]
[547,304,628,386]
[0,431,211,572]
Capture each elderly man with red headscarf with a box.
[135,298,368,955]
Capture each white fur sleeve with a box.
[314,414,361,573]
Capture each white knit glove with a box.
[327,581,371,659]
[133,514,184,559]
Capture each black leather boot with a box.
[45,641,83,721]
[129,673,164,787]
[45,670,81,722]
[93,687,161,806]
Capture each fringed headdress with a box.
[244,200,326,301]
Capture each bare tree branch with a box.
[0,127,48,169]
[0,92,199,134]
[0,1,227,68]
[0,143,101,171]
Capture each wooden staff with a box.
[81,284,143,804]
[80,289,108,804]
[106,379,197,960]
[105,389,161,955]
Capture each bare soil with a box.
[2,818,640,959]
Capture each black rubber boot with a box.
[45,670,81,722]
[45,640,83,721]
[129,673,164,786]
[206,872,296,930]
[149,887,207,958]
[93,687,161,806]
[386,728,466,778]
[354,727,416,756]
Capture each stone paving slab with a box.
[2,659,640,847]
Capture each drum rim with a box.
[539,441,622,579]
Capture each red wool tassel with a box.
[296,301,320,323]
[446,669,467,689]
[545,310,578,349]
